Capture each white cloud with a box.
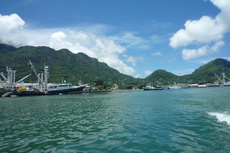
[126,56,144,66]
[134,74,142,78]
[152,51,162,56]
[182,46,208,61]
[169,16,225,48]
[49,31,73,49]
[211,40,225,52]
[169,0,230,60]
[144,70,153,76]
[110,33,165,51]
[0,14,25,32]
[182,41,225,60]
[109,32,151,50]
[0,14,25,46]
[0,14,136,76]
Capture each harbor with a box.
[0,60,87,97]
[1,62,229,97]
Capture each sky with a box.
[0,0,230,78]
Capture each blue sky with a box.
[0,0,230,78]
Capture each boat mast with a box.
[223,72,225,85]
[44,65,49,91]
[13,70,16,84]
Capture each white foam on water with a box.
[208,112,230,125]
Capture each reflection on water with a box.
[0,87,230,152]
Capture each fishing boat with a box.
[46,83,86,95]
[14,86,43,96]
[14,60,86,96]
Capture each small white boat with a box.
[168,82,181,89]
[143,84,163,90]
[168,86,181,89]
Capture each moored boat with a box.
[46,83,86,95]
[143,84,163,90]
[14,86,43,96]
[168,82,182,89]
[13,60,86,96]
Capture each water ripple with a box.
[0,88,230,152]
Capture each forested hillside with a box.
[0,43,142,88]
[1,43,230,88]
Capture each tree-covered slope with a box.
[0,44,138,87]
[145,69,180,85]
[1,43,230,87]
[145,58,230,85]
[187,58,230,84]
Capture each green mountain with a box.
[146,58,230,86]
[186,58,230,84]
[1,43,230,87]
[0,43,142,88]
[146,69,179,85]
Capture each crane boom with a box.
[28,60,39,78]
[0,72,9,83]
[28,60,45,90]
[15,74,32,84]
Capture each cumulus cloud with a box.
[0,14,25,32]
[182,46,208,61]
[0,14,136,76]
[49,31,73,49]
[169,0,230,60]
[0,14,25,46]
[144,70,153,76]
[182,41,225,60]
[152,51,162,56]
[169,16,224,48]
[211,40,225,52]
[126,56,144,66]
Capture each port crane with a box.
[28,60,49,92]
[0,67,31,89]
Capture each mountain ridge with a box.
[0,43,230,88]
[0,43,139,88]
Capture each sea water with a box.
[0,87,230,152]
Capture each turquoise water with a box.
[0,87,230,152]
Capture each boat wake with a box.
[208,112,230,125]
